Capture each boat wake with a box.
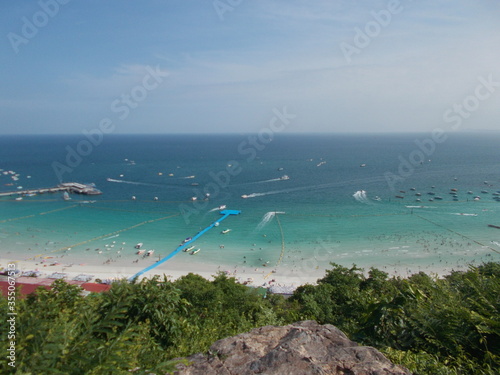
[241,175,388,200]
[257,211,285,230]
[107,178,158,187]
[451,213,478,216]
[353,190,371,204]
[259,178,283,183]
[103,234,120,240]
[241,176,290,185]
[242,192,273,199]
[405,205,435,209]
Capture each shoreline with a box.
[0,247,482,294]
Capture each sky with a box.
[1,0,500,134]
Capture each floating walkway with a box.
[0,182,102,197]
[129,209,241,281]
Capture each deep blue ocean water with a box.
[1,133,499,276]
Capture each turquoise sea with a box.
[1,133,499,277]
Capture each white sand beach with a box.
[0,245,473,296]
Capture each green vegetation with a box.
[1,263,499,374]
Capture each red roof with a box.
[81,282,112,293]
[0,278,111,298]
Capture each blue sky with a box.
[1,0,500,134]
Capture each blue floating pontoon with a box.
[129,209,241,281]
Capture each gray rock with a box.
[174,320,411,375]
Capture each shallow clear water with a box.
[1,133,499,275]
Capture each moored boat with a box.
[221,229,231,234]
[191,248,201,255]
[183,245,195,252]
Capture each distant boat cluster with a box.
[391,180,500,203]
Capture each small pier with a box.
[129,209,241,281]
[0,182,102,197]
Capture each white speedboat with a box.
[135,243,143,249]
[280,175,290,180]
[146,250,155,256]
[191,248,200,255]
[184,245,195,252]
[136,249,145,255]
[221,229,231,234]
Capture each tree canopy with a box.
[1,263,499,374]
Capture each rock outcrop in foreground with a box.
[174,320,411,375]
